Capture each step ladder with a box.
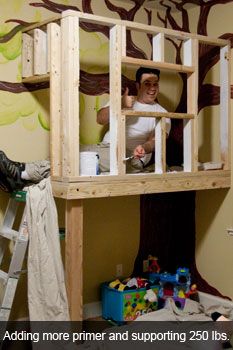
[0,190,28,321]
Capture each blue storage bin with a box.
[102,283,159,322]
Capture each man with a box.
[97,67,171,168]
[0,67,170,193]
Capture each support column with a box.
[65,199,83,321]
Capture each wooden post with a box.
[220,44,231,169]
[109,24,122,175]
[65,200,83,321]
[155,118,166,173]
[183,38,198,172]
[153,33,165,62]
[153,32,166,173]
[61,14,80,177]
[48,22,62,177]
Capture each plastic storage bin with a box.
[102,283,159,322]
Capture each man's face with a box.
[136,73,159,104]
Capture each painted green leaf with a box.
[0,29,21,61]
[38,112,50,131]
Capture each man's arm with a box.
[96,106,109,125]
[97,87,135,125]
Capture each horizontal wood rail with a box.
[122,110,195,119]
[22,11,229,48]
[122,56,195,73]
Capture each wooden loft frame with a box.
[21,10,231,199]
[21,11,231,321]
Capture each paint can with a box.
[80,152,99,176]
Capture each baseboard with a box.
[83,301,102,320]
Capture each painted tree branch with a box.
[0,24,25,43]
[0,71,137,97]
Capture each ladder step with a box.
[0,270,8,282]
[1,278,18,309]
[0,308,11,322]
[0,227,19,240]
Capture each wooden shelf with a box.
[51,170,231,199]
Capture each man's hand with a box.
[122,87,135,109]
[134,138,154,158]
[133,145,146,158]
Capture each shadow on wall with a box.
[195,188,229,248]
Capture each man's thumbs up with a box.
[122,87,135,108]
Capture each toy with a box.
[185,284,198,300]
[144,288,158,302]
[148,255,161,273]
[109,279,129,291]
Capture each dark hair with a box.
[135,67,160,83]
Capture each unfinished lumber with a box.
[33,28,47,75]
[22,33,34,78]
[220,44,231,169]
[65,200,83,321]
[61,15,80,177]
[48,22,62,177]
[183,38,198,172]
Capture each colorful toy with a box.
[102,282,159,322]
[104,266,195,321]
[148,255,161,273]
[144,288,157,302]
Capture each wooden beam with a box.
[51,170,231,199]
[61,15,80,177]
[61,11,228,46]
[109,24,122,175]
[22,33,33,78]
[123,110,194,119]
[183,39,198,172]
[122,56,194,73]
[48,22,61,177]
[22,10,228,47]
[65,199,83,321]
[155,118,166,174]
[153,33,164,62]
[33,28,47,75]
[220,44,231,170]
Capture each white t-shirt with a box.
[102,101,171,158]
